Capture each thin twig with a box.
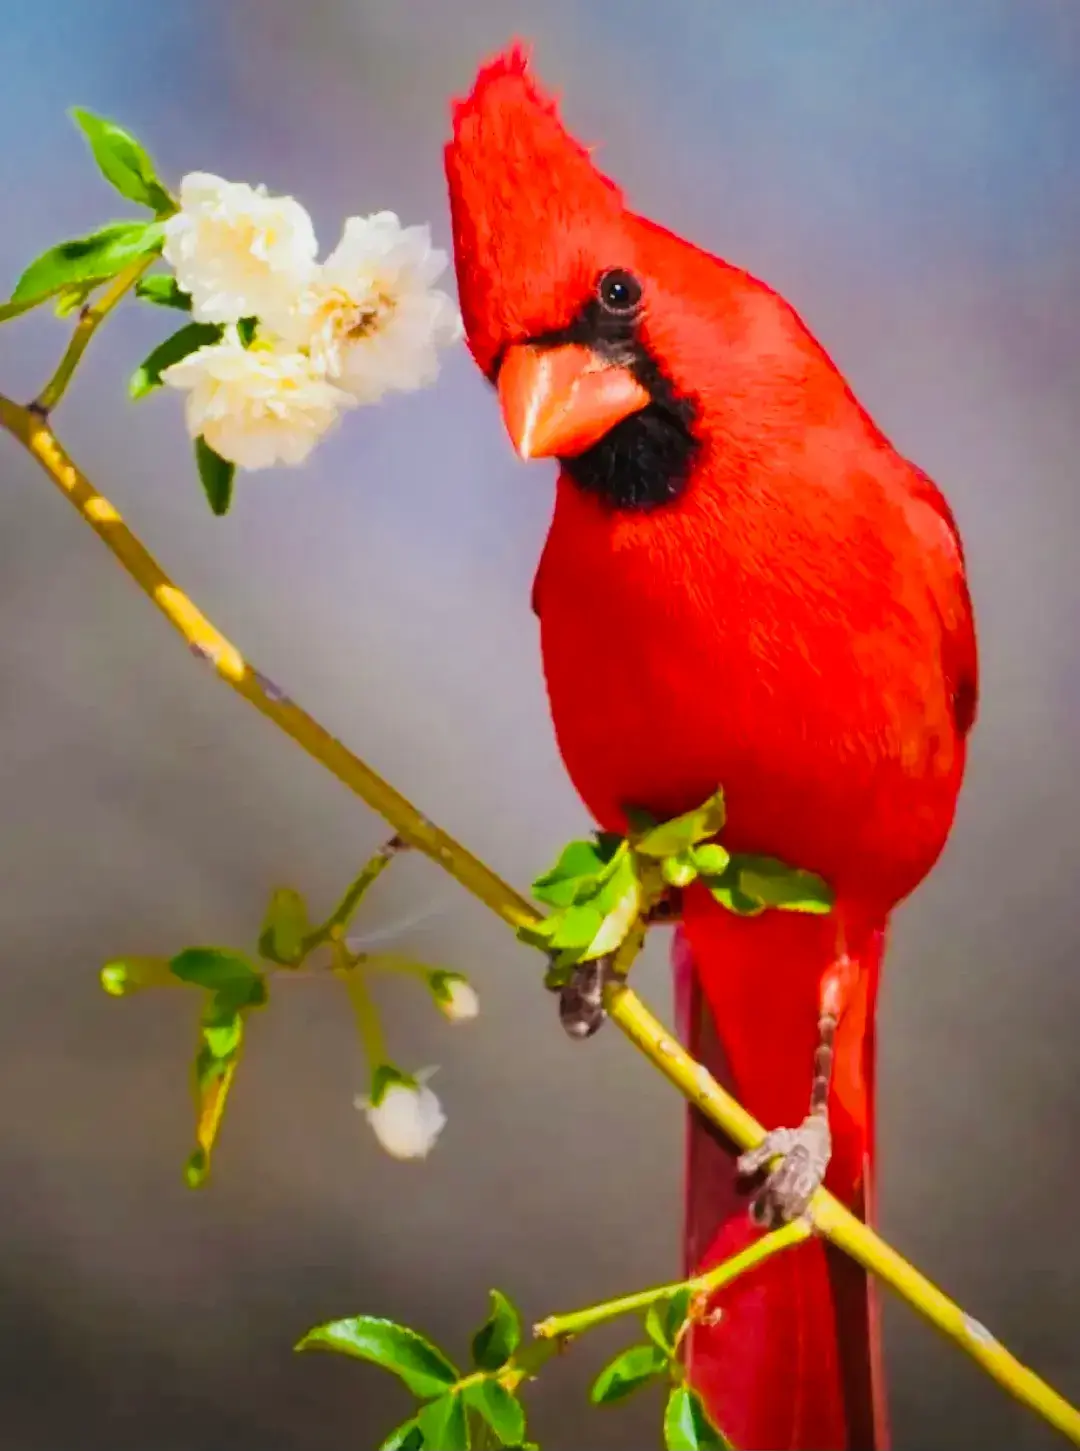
[34,252,159,413]
[536,1219,812,1341]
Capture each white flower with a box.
[356,1067,446,1161]
[278,211,462,405]
[163,172,317,325]
[162,327,352,470]
[430,972,479,1024]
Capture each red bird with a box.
[445,44,977,1451]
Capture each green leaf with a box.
[417,1391,469,1450]
[10,219,164,306]
[590,1343,668,1405]
[70,107,173,212]
[731,855,834,914]
[169,947,261,990]
[704,874,766,916]
[296,1316,459,1399]
[378,1419,425,1451]
[183,1146,210,1188]
[195,435,236,517]
[99,955,173,996]
[644,1286,692,1355]
[663,1385,730,1449]
[184,968,267,1188]
[548,903,605,951]
[582,875,642,960]
[129,320,221,399]
[531,835,623,908]
[689,843,730,876]
[463,1379,526,1445]
[516,916,559,951]
[471,1289,522,1371]
[258,886,310,965]
[633,790,726,859]
[135,274,192,310]
[661,852,699,889]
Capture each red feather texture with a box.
[446,44,977,1451]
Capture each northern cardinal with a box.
[445,44,977,1451]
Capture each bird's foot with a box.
[737,1114,831,1227]
[548,956,613,1040]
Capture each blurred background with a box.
[1,1,1078,1446]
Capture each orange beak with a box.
[497,342,651,460]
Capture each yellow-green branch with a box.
[2,365,1078,1443]
[537,1217,811,1343]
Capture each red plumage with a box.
[446,43,977,1451]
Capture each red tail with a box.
[674,894,889,1451]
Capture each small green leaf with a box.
[195,435,236,517]
[378,1419,425,1451]
[549,903,605,951]
[296,1316,459,1399]
[183,1146,210,1188]
[417,1391,468,1451]
[129,320,221,399]
[663,1385,730,1449]
[70,107,173,212]
[203,1014,241,1058]
[583,876,642,960]
[258,886,310,965]
[471,1289,522,1371]
[661,852,699,889]
[531,836,623,907]
[463,1379,526,1445]
[590,1343,668,1405]
[633,790,726,859]
[705,877,766,916]
[10,220,164,306]
[169,947,261,990]
[135,274,192,310]
[731,854,834,914]
[236,315,258,346]
[689,843,730,877]
[99,955,173,996]
[516,916,559,951]
[645,1286,692,1355]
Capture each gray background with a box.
[1,1,1078,1447]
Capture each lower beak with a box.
[497,342,651,460]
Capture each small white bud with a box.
[355,1066,446,1161]
[429,971,479,1024]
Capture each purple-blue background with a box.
[1,2,1078,1446]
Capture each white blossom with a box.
[356,1068,446,1161]
[278,211,462,405]
[163,172,317,325]
[162,327,352,470]
[432,973,479,1023]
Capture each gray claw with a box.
[738,1114,831,1226]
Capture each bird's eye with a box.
[597,269,642,315]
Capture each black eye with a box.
[597,269,642,315]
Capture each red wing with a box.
[906,464,979,738]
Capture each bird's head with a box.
[443,42,711,510]
[444,44,856,513]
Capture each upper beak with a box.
[497,342,651,460]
